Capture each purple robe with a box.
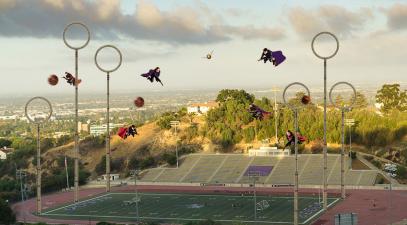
[271,50,286,66]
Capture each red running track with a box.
[12,185,407,225]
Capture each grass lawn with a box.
[42,192,340,225]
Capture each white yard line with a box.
[43,213,294,224]
[42,193,111,215]
[301,197,341,225]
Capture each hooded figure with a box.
[62,72,81,86]
[141,67,163,86]
[258,48,286,66]
[248,103,271,120]
[126,125,138,137]
[285,130,306,147]
[117,127,128,139]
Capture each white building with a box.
[90,123,124,136]
[248,146,290,157]
[78,122,90,133]
[102,174,120,181]
[187,101,219,114]
[0,115,18,120]
[0,147,13,160]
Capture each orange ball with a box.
[134,97,144,108]
[48,74,59,86]
[301,95,311,105]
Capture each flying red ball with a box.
[134,97,145,108]
[301,95,311,105]
[48,74,59,86]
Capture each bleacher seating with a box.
[140,153,378,186]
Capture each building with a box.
[187,101,219,114]
[0,115,18,120]
[0,147,14,160]
[248,146,290,157]
[90,123,124,136]
[78,122,89,133]
[102,174,120,181]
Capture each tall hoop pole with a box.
[95,45,122,192]
[283,82,311,225]
[63,22,90,203]
[329,81,356,199]
[25,96,52,215]
[311,31,339,210]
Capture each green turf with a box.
[41,192,339,225]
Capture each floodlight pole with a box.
[253,178,257,220]
[249,173,259,220]
[170,121,180,168]
[16,169,27,223]
[131,170,140,222]
[271,88,280,145]
[341,109,345,199]
[175,124,179,168]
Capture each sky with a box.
[0,0,407,96]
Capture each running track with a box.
[12,185,407,225]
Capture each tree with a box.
[216,89,254,104]
[354,91,368,108]
[0,198,16,225]
[0,138,12,147]
[376,84,407,113]
[162,152,177,166]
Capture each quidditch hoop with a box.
[94,45,123,73]
[283,82,311,110]
[25,97,53,124]
[329,81,357,111]
[311,32,339,60]
[63,22,90,50]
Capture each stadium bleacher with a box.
[141,153,379,186]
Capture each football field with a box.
[42,192,340,224]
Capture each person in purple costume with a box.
[258,48,286,66]
[248,103,272,120]
[141,67,163,86]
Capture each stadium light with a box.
[283,82,311,225]
[329,81,356,199]
[248,171,261,220]
[170,121,180,168]
[25,96,53,214]
[63,22,90,203]
[311,31,339,210]
[130,169,141,222]
[95,45,123,192]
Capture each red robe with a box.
[117,127,127,139]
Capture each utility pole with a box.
[271,88,280,145]
[248,172,260,220]
[130,169,141,222]
[170,121,180,168]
